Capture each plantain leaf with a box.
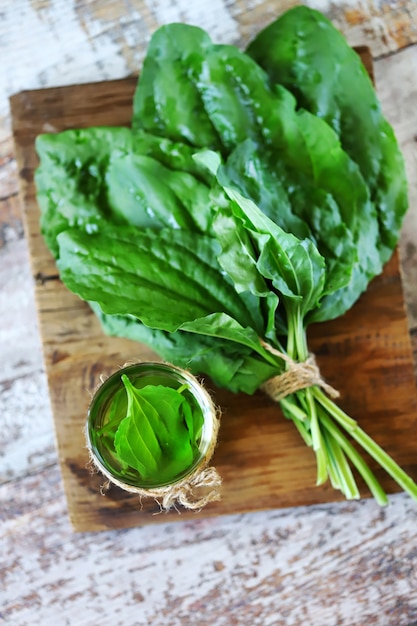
[57,225,267,336]
[106,151,216,235]
[35,127,135,257]
[132,24,220,149]
[114,375,162,477]
[90,302,280,394]
[207,171,327,318]
[114,376,201,482]
[247,5,408,262]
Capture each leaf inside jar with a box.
[109,375,204,484]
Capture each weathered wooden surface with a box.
[2,1,417,624]
[2,468,417,626]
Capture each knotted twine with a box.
[259,340,340,401]
[86,363,222,512]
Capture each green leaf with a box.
[211,206,269,297]
[35,127,135,257]
[90,302,280,394]
[255,232,326,319]
[96,386,128,439]
[106,152,214,233]
[247,5,408,261]
[132,129,216,185]
[181,312,267,356]
[114,375,162,477]
[212,180,326,317]
[215,140,355,302]
[57,226,263,334]
[132,24,220,149]
[188,43,272,150]
[137,385,199,474]
[211,135,381,322]
[35,127,219,259]
[113,376,201,482]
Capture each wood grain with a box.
[2,462,417,626]
[10,50,417,532]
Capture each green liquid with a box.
[87,363,210,488]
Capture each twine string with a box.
[145,466,222,511]
[260,340,340,401]
[88,454,222,512]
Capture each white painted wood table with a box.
[1,1,417,624]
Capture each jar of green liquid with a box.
[86,362,220,509]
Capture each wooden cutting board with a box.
[10,49,417,532]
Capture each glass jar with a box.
[86,361,219,493]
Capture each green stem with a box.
[286,310,296,358]
[280,398,312,447]
[321,424,360,499]
[289,308,329,484]
[256,343,288,369]
[274,306,417,503]
[292,416,314,448]
[319,408,388,505]
[305,387,328,485]
[315,387,417,502]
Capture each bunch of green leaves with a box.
[35,7,416,503]
[246,5,408,263]
[97,375,204,484]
